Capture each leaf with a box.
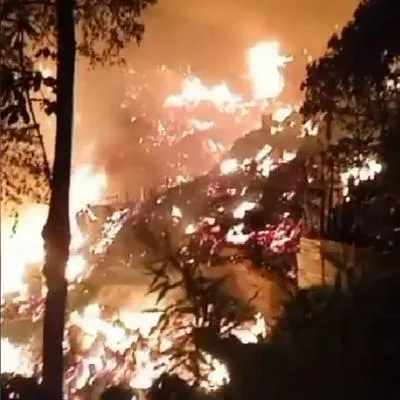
[43,100,56,116]
[32,73,42,92]
[43,77,56,89]
[21,108,30,124]
[8,111,19,125]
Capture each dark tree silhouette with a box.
[1,1,157,399]
[100,385,135,400]
[192,268,400,400]
[302,0,400,181]
[40,1,75,399]
[301,0,400,242]
[1,375,42,400]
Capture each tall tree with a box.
[41,0,75,398]
[301,0,400,241]
[1,1,157,399]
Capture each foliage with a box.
[0,374,42,400]
[149,373,222,400]
[0,376,139,400]
[1,0,157,210]
[100,385,136,400]
[189,268,400,400]
[143,233,256,386]
[1,128,49,212]
[301,0,400,186]
[1,2,54,210]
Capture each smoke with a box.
[70,0,359,199]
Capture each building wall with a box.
[297,237,370,289]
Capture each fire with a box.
[220,159,239,175]
[163,40,292,116]
[226,223,251,245]
[0,338,33,376]
[340,157,383,197]
[1,204,48,300]
[272,105,294,122]
[64,304,266,393]
[164,76,243,113]
[185,223,197,235]
[120,40,296,184]
[233,201,257,219]
[1,39,301,396]
[164,40,292,113]
[247,41,292,100]
[0,164,107,302]
[0,301,262,395]
[171,205,183,219]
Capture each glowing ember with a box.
[272,105,294,122]
[340,157,383,196]
[185,223,197,235]
[64,304,266,394]
[282,150,297,163]
[171,205,183,219]
[233,201,257,219]
[220,159,239,175]
[255,145,273,162]
[226,223,251,245]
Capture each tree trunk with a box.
[41,0,76,398]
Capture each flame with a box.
[164,76,243,112]
[247,41,292,100]
[340,157,382,197]
[226,223,251,245]
[185,223,197,235]
[171,205,183,219]
[122,40,295,184]
[272,105,294,122]
[0,338,33,376]
[220,159,239,175]
[164,40,292,112]
[233,201,257,219]
[64,304,266,393]
[1,295,266,394]
[1,165,107,302]
[1,204,48,300]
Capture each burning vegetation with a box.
[1,29,387,399]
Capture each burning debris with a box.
[1,37,385,399]
[1,121,302,397]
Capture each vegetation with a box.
[301,0,400,245]
[1,0,400,399]
[1,1,156,399]
[143,233,256,384]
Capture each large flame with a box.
[247,41,292,100]
[1,164,107,302]
[1,303,266,394]
[164,76,243,112]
